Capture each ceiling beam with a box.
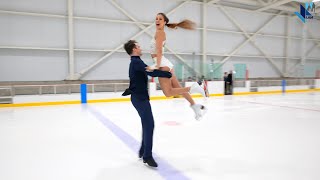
[217,0,297,12]
[255,0,293,12]
[207,0,220,4]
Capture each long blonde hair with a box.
[158,13,196,30]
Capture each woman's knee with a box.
[162,89,172,97]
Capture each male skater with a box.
[123,40,172,167]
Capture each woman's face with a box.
[155,14,166,29]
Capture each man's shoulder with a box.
[131,57,142,63]
[132,59,146,68]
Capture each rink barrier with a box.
[233,89,319,95]
[282,80,286,93]
[80,84,87,104]
[0,94,218,108]
[1,79,320,108]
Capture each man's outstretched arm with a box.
[146,69,172,78]
[133,58,172,78]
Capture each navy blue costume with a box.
[123,56,172,159]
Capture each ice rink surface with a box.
[0,92,320,180]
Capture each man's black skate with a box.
[143,157,158,167]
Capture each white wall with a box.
[0,0,320,81]
[0,49,68,81]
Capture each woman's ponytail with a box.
[166,19,196,30]
[158,13,196,30]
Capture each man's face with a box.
[133,43,142,56]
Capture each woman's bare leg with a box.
[157,66,190,97]
[170,70,195,105]
[157,67,206,120]
[158,77,189,97]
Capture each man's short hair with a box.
[124,40,137,55]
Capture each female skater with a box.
[150,13,207,120]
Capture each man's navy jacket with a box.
[122,56,172,100]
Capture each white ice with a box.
[0,92,320,180]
